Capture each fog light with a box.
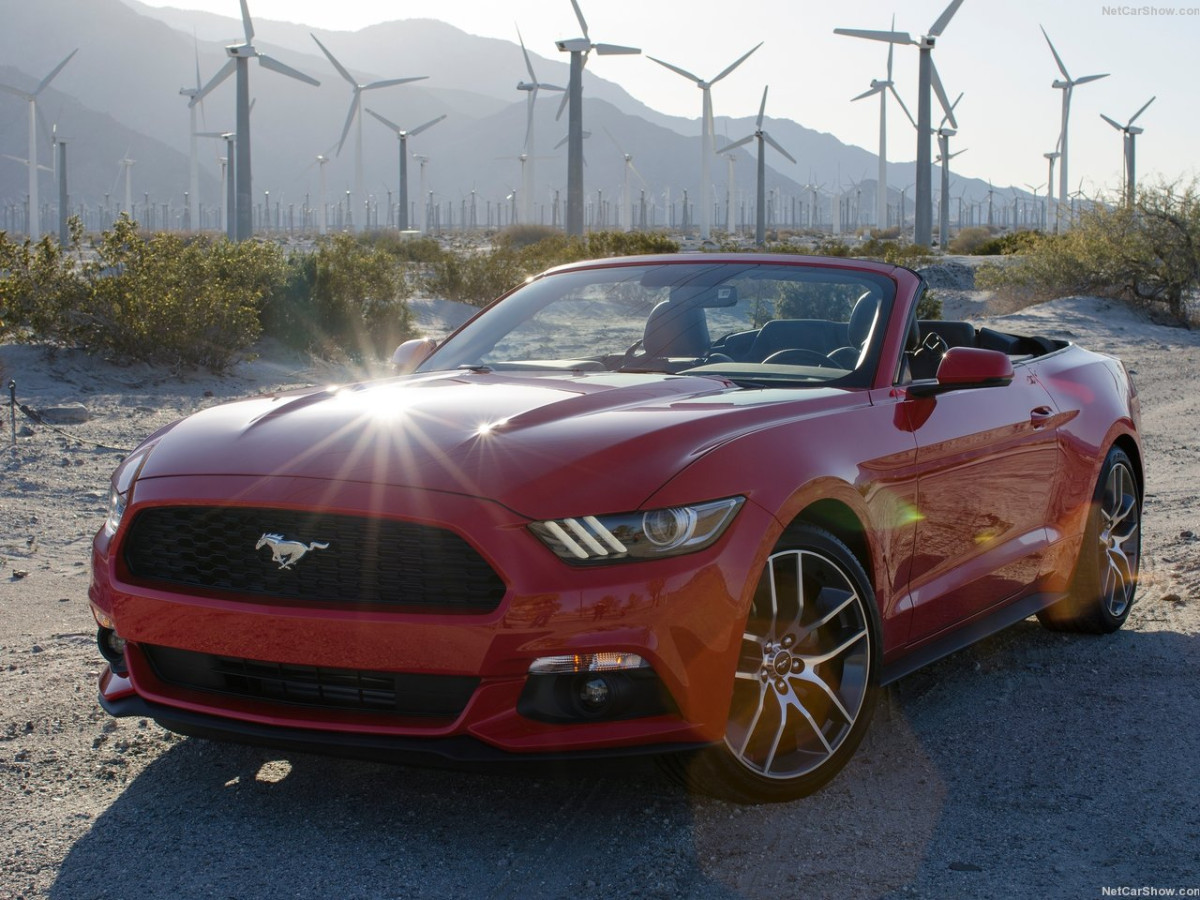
[97,626,127,673]
[579,676,611,711]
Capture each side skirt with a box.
[880,591,1066,686]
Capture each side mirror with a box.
[908,347,1014,397]
[390,337,438,374]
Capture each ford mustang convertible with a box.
[90,254,1142,802]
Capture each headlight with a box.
[103,443,156,536]
[529,497,744,563]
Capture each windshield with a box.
[418,260,897,387]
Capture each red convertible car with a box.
[90,254,1142,802]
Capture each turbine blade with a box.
[570,0,589,40]
[1099,113,1124,131]
[928,0,965,37]
[763,132,797,164]
[851,84,884,102]
[756,85,769,129]
[409,114,446,137]
[595,44,640,55]
[887,15,895,78]
[538,82,566,92]
[311,35,356,86]
[555,89,569,121]
[0,84,31,101]
[193,58,236,105]
[336,96,358,155]
[554,134,568,150]
[1040,26,1071,80]
[711,42,763,85]
[889,84,916,128]
[258,54,320,86]
[715,135,754,154]
[36,49,78,96]
[517,26,538,83]
[1128,95,1155,125]
[364,76,427,90]
[648,56,703,84]
[366,107,401,132]
[833,28,914,45]
[1073,73,1109,86]
[240,0,254,43]
[929,61,956,128]
[704,90,716,151]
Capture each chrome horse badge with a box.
[256,533,330,570]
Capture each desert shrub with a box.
[917,290,943,320]
[856,239,934,269]
[368,232,446,264]
[262,233,413,358]
[976,179,1200,322]
[0,229,86,339]
[79,217,284,370]
[497,224,559,249]
[948,227,995,255]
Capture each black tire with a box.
[660,525,881,803]
[1038,446,1141,634]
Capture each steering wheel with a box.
[761,348,841,368]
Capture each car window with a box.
[420,261,896,387]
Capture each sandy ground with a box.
[0,290,1197,900]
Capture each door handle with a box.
[1030,406,1054,427]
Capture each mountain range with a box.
[0,0,1014,234]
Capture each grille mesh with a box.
[144,645,477,718]
[123,506,505,611]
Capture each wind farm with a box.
[0,0,1187,246]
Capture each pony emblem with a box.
[255,533,330,570]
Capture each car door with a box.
[901,360,1061,641]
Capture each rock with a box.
[37,403,91,424]
[918,262,976,291]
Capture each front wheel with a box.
[661,525,880,803]
[1038,445,1141,634]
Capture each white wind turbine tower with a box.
[1043,147,1060,226]
[716,86,796,246]
[1040,25,1108,233]
[555,0,640,236]
[180,43,206,231]
[849,17,916,232]
[366,109,445,231]
[192,0,319,240]
[648,42,762,241]
[0,50,77,242]
[604,129,643,232]
[413,154,431,233]
[836,0,965,246]
[723,153,737,233]
[119,154,136,219]
[935,92,963,244]
[311,35,426,233]
[1101,97,1154,207]
[516,27,564,225]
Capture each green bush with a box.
[80,217,284,370]
[0,229,86,339]
[262,233,413,358]
[947,227,995,255]
[977,179,1200,322]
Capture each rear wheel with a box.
[661,525,880,803]
[1038,446,1141,634]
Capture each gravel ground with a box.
[1,293,1197,900]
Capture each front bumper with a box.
[91,475,777,757]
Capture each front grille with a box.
[144,645,478,718]
[123,506,506,611]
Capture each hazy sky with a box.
[134,0,1197,194]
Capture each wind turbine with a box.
[1040,25,1108,232]
[310,35,426,233]
[716,86,796,246]
[0,49,77,242]
[604,128,644,232]
[192,1,319,240]
[366,109,445,231]
[516,26,564,226]
[180,41,207,231]
[648,42,761,241]
[554,0,640,236]
[934,92,963,244]
[850,16,916,232]
[1043,148,1061,226]
[1101,97,1154,207]
[835,0,965,246]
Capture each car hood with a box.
[135,370,851,518]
